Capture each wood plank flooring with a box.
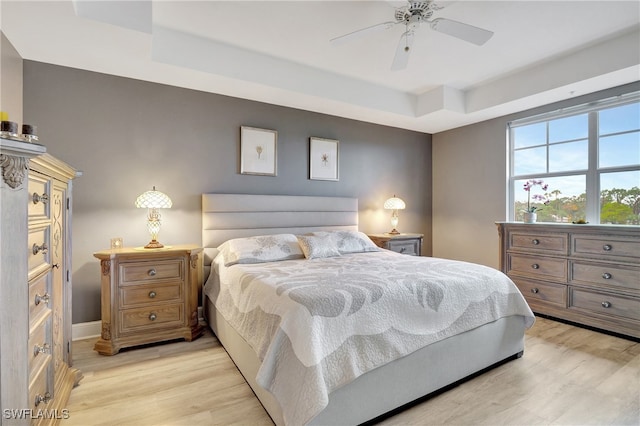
[65,317,639,425]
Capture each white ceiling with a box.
[1,0,639,133]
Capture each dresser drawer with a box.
[28,225,51,280]
[509,231,568,254]
[29,273,51,324]
[512,278,566,308]
[570,261,639,293]
[29,364,52,412]
[387,239,421,256]
[119,304,184,333]
[571,234,640,262]
[120,259,184,285]
[28,313,52,383]
[120,283,183,308]
[569,287,640,322]
[507,253,567,282]
[28,172,51,221]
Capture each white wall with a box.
[432,81,640,269]
[0,32,22,124]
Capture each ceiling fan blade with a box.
[391,31,414,71]
[429,17,493,45]
[330,21,398,45]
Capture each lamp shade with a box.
[384,196,406,210]
[135,186,172,209]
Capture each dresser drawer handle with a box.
[601,301,612,308]
[148,291,157,299]
[34,293,50,306]
[532,239,540,245]
[149,313,157,321]
[148,268,157,276]
[32,242,48,255]
[34,343,51,356]
[602,272,612,280]
[602,244,612,251]
[34,392,51,406]
[32,192,49,205]
[531,263,540,269]
[399,247,406,253]
[531,288,539,294]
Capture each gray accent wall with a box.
[23,61,432,324]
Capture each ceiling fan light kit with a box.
[331,0,494,71]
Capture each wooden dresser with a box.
[367,233,423,256]
[1,138,81,425]
[497,222,639,339]
[93,245,204,355]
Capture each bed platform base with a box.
[204,296,526,426]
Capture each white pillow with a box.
[311,230,380,254]
[217,234,304,266]
[297,234,342,259]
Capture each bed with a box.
[201,193,535,426]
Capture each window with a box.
[509,92,640,225]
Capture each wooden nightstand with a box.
[93,245,204,355]
[368,233,423,256]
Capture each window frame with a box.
[508,91,640,224]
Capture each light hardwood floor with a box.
[65,317,639,425]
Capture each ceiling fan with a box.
[330,1,494,71]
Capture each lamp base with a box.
[388,228,400,235]
[144,239,165,249]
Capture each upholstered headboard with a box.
[202,193,359,275]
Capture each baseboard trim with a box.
[72,309,205,341]
[72,320,101,341]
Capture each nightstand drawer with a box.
[387,239,420,256]
[509,232,568,254]
[120,304,184,332]
[570,261,639,293]
[507,253,567,281]
[120,259,184,285]
[120,283,183,308]
[569,288,640,322]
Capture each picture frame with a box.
[240,126,277,176]
[309,137,339,181]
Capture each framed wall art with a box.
[240,126,277,176]
[309,137,339,181]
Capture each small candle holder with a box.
[110,237,123,249]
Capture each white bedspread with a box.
[204,251,534,425]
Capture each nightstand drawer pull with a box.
[602,244,612,251]
[147,268,157,276]
[602,272,612,280]
[32,192,49,205]
[32,242,48,255]
[35,392,51,406]
[35,293,50,306]
[531,263,540,269]
[601,301,612,308]
[148,291,157,299]
[399,247,406,253]
[532,239,540,245]
[531,288,539,294]
[34,343,51,356]
[149,313,157,321]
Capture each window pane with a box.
[600,170,640,225]
[599,131,640,168]
[549,114,588,143]
[599,103,640,135]
[513,175,585,223]
[514,146,546,175]
[548,140,588,172]
[513,122,546,149]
